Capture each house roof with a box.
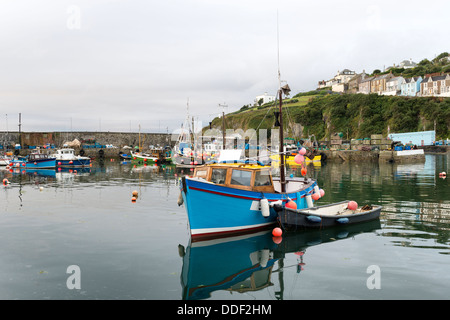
[399,59,417,67]
[360,76,374,83]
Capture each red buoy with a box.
[272,227,282,237]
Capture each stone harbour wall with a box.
[0,131,174,149]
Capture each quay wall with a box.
[0,131,174,148]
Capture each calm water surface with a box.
[0,154,448,300]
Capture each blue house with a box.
[401,76,422,96]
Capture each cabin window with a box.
[230,169,252,186]
[254,170,271,186]
[210,168,227,184]
[195,169,207,179]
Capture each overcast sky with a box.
[0,0,448,133]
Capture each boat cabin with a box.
[28,153,53,161]
[192,163,314,194]
[192,163,275,193]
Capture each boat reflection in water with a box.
[179,220,381,300]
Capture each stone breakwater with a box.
[322,149,432,163]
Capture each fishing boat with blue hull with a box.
[9,152,56,169]
[52,148,91,168]
[180,160,318,240]
[278,200,382,230]
[179,78,320,240]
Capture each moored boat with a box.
[9,152,56,169]
[180,159,318,240]
[0,153,13,166]
[131,151,159,164]
[52,148,91,168]
[278,200,382,231]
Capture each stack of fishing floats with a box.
[131,190,138,202]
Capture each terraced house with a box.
[370,73,394,94]
[421,73,450,97]
[400,76,422,96]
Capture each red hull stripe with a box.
[191,224,275,242]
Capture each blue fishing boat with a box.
[179,78,320,240]
[9,152,56,169]
[180,162,317,240]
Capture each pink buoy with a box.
[312,193,320,201]
[319,189,325,197]
[299,147,306,155]
[348,201,358,211]
[294,154,304,164]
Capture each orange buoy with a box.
[301,166,307,176]
[272,227,283,237]
[132,190,138,197]
[312,193,320,201]
[285,200,297,210]
[131,197,137,202]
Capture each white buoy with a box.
[306,195,313,208]
[314,185,320,194]
[260,198,270,217]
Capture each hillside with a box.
[369,52,450,77]
[208,93,450,141]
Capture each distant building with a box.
[254,92,275,106]
[421,74,449,96]
[401,76,422,97]
[358,76,375,94]
[371,73,394,94]
[398,58,417,69]
[347,72,368,94]
[388,131,435,146]
[438,74,450,97]
[317,68,355,92]
[383,76,405,96]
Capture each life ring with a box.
[79,149,85,156]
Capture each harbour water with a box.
[0,154,448,300]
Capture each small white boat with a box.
[0,154,12,166]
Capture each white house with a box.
[383,76,405,96]
[254,92,275,106]
[399,58,417,69]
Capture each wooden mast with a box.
[278,88,286,193]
